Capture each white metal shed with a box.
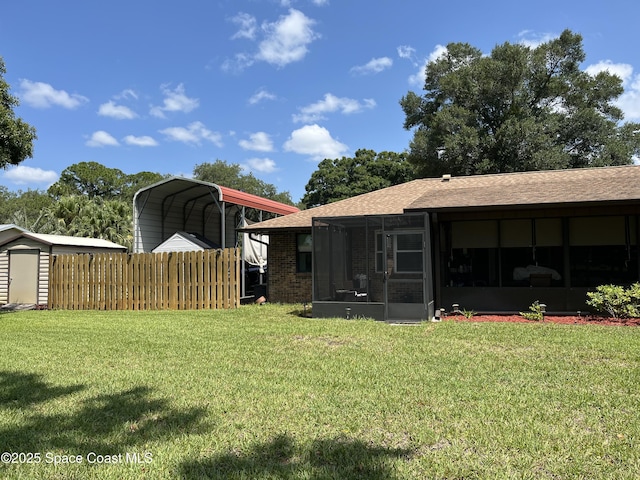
[0,232,127,306]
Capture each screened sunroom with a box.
[311,213,434,322]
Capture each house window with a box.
[296,233,312,273]
[375,231,423,273]
[375,233,384,272]
[395,233,423,273]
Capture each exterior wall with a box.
[267,230,312,303]
[0,249,8,304]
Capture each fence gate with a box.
[48,249,240,310]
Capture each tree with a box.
[0,188,53,230]
[38,195,133,249]
[47,161,165,203]
[400,30,640,177]
[301,149,415,208]
[193,160,294,205]
[0,57,37,169]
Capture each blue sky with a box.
[1,0,639,203]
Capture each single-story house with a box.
[132,177,297,297]
[0,231,127,307]
[242,165,640,321]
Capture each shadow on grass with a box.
[0,371,85,408]
[179,433,412,479]
[0,370,209,455]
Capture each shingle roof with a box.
[243,179,430,231]
[243,165,640,231]
[406,165,640,211]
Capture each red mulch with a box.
[445,314,640,326]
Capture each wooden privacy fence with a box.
[48,249,240,310]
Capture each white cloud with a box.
[408,65,426,88]
[406,45,446,88]
[428,44,447,63]
[620,75,640,121]
[585,60,640,121]
[397,45,416,60]
[225,9,318,71]
[293,93,376,123]
[239,132,274,152]
[123,135,158,147]
[585,60,633,81]
[246,157,277,173]
[517,30,558,49]
[283,124,348,160]
[150,84,199,118]
[159,121,223,146]
[231,12,257,40]
[115,89,138,100]
[256,9,319,67]
[248,88,277,105]
[86,130,119,147]
[19,80,88,109]
[98,100,138,119]
[3,166,58,186]
[350,57,392,75]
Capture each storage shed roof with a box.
[1,232,127,250]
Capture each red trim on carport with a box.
[218,186,299,216]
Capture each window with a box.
[296,233,312,273]
[375,231,423,273]
[375,233,384,272]
[395,233,423,273]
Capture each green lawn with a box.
[1,305,639,479]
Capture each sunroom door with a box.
[382,227,430,322]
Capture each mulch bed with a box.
[445,314,640,326]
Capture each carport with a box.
[132,177,299,297]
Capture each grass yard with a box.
[0,304,639,479]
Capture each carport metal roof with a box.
[133,177,299,216]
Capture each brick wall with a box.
[267,230,312,304]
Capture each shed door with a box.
[9,250,39,304]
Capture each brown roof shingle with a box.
[244,165,640,231]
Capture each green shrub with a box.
[627,283,640,318]
[586,283,640,318]
[519,301,544,321]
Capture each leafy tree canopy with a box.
[47,161,165,202]
[301,149,416,208]
[0,57,37,169]
[193,159,294,206]
[400,30,640,177]
[0,187,53,230]
[38,195,133,249]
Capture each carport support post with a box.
[221,201,225,249]
[241,206,246,298]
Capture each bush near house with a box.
[586,283,640,319]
